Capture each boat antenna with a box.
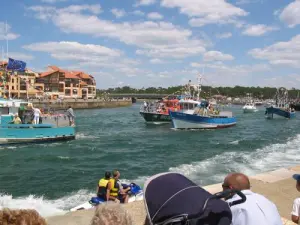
[6,21,8,60]
[197,73,202,101]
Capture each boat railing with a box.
[139,103,162,114]
[41,115,71,127]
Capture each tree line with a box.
[97,86,300,99]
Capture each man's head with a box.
[68,106,72,109]
[90,203,133,225]
[0,208,47,225]
[222,173,250,191]
[293,174,300,192]
[104,171,111,179]
[113,170,120,179]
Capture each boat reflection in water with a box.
[0,98,76,144]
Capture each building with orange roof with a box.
[37,66,96,99]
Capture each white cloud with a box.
[279,0,300,28]
[111,8,126,18]
[147,12,163,20]
[236,0,263,5]
[248,34,300,67]
[242,24,279,36]
[23,41,122,63]
[41,0,67,3]
[8,52,35,61]
[203,51,234,62]
[161,0,248,27]
[135,0,156,6]
[0,22,19,40]
[216,32,232,39]
[132,10,145,16]
[150,58,164,64]
[28,5,208,58]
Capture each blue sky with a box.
[0,0,300,88]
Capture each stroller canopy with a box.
[144,172,232,225]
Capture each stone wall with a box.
[31,99,132,110]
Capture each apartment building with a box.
[37,66,96,99]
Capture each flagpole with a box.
[6,21,8,60]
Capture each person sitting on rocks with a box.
[90,203,133,225]
[222,172,282,225]
[0,208,47,225]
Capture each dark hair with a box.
[105,171,111,179]
[68,106,72,108]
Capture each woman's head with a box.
[0,208,47,225]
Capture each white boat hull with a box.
[172,118,236,129]
[70,193,144,211]
[243,108,257,113]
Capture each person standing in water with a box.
[66,106,75,126]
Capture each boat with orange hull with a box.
[139,98,180,124]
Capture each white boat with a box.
[242,102,257,113]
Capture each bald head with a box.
[223,173,250,190]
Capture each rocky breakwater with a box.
[31,99,132,110]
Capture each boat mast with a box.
[197,73,202,101]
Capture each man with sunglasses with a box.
[291,174,300,224]
[222,173,282,225]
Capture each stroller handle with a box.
[213,189,246,207]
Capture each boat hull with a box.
[243,108,257,113]
[265,107,296,119]
[0,125,76,144]
[139,112,171,124]
[170,112,236,129]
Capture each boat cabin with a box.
[178,99,200,114]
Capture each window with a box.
[65,89,71,96]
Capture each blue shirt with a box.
[226,190,283,225]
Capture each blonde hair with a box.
[90,203,133,225]
[0,208,47,225]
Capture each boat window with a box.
[183,103,188,109]
[0,107,9,115]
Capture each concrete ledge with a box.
[251,168,296,183]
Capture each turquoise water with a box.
[1,103,300,216]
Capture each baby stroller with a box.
[144,172,246,225]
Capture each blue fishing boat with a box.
[265,87,296,119]
[0,98,75,144]
[170,100,237,129]
[169,75,237,129]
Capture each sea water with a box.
[0,103,300,217]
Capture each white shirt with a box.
[227,190,282,225]
[292,198,300,217]
[33,108,41,116]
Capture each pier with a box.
[31,99,132,110]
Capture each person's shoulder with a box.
[293,197,300,205]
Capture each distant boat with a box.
[243,102,257,113]
[265,87,295,119]
[242,94,257,113]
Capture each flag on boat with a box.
[6,58,26,72]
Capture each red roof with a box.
[48,65,61,72]
[40,70,58,77]
[65,72,79,79]
[0,61,7,66]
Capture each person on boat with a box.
[66,106,75,126]
[12,113,22,124]
[108,170,130,203]
[33,107,42,125]
[97,171,112,201]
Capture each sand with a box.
[47,165,300,225]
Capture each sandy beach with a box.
[46,165,300,225]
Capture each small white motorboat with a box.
[243,102,257,113]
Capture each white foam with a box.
[0,189,94,218]
[57,156,70,160]
[76,133,97,139]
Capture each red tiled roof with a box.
[65,72,79,79]
[40,70,58,77]
[48,65,61,72]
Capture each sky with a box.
[0,0,300,89]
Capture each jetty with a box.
[46,165,300,225]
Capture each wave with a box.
[57,156,70,160]
[0,189,94,218]
[2,134,300,217]
[75,133,97,139]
